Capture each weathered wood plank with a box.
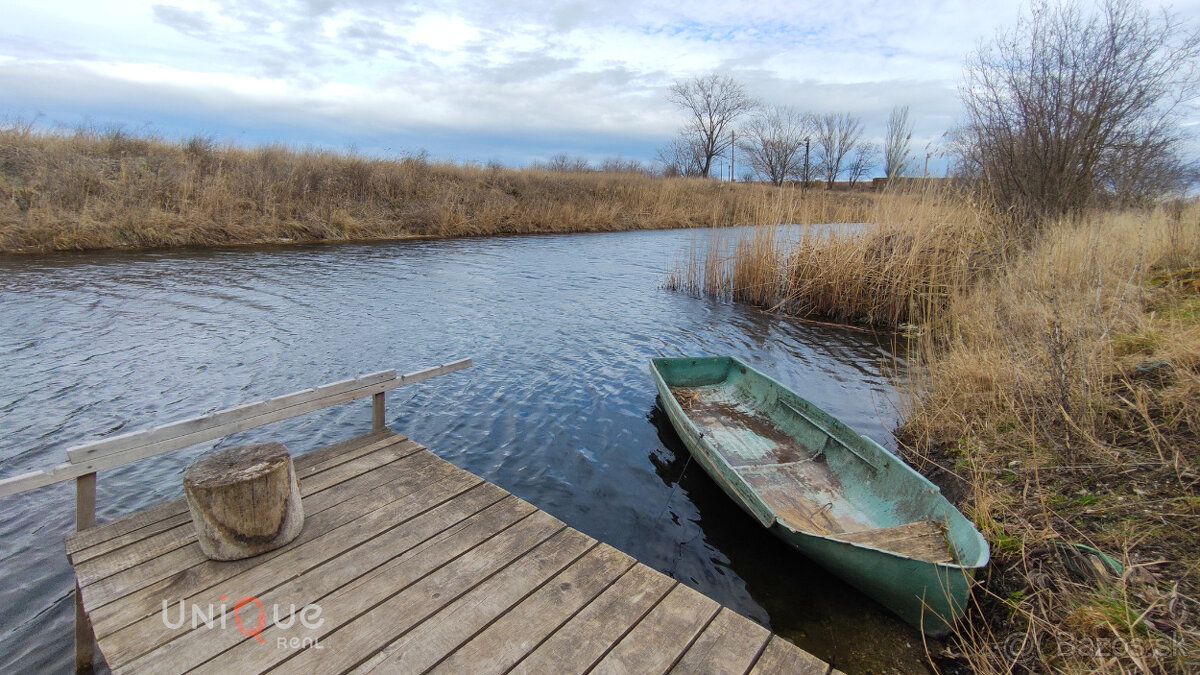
[73,442,426,589]
[590,583,721,675]
[834,520,953,563]
[66,371,398,464]
[352,530,598,674]
[111,483,513,671]
[669,608,771,675]
[2,360,470,498]
[65,380,404,482]
[194,495,541,674]
[509,565,676,675]
[748,635,830,675]
[291,430,408,481]
[267,511,565,674]
[295,439,421,497]
[83,451,463,616]
[427,544,637,675]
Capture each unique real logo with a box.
[162,594,325,649]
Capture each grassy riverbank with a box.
[0,125,877,253]
[671,194,1200,672]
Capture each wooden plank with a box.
[352,531,598,674]
[669,608,771,675]
[83,449,468,629]
[509,565,676,675]
[834,521,953,563]
[62,379,404,483]
[72,360,468,477]
[748,635,829,675]
[291,429,404,479]
[70,437,419,568]
[427,544,637,675]
[590,583,721,675]
[70,513,193,566]
[82,451,463,615]
[109,482,513,671]
[65,431,400,555]
[264,511,565,674]
[2,359,470,498]
[66,370,398,464]
[72,441,426,588]
[296,439,421,497]
[194,495,541,674]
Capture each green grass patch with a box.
[1112,329,1165,356]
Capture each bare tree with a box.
[738,106,811,186]
[667,73,757,178]
[542,153,591,172]
[814,112,864,188]
[656,135,705,177]
[845,142,880,187]
[599,156,649,174]
[884,105,914,180]
[958,0,1200,224]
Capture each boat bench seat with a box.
[835,520,954,564]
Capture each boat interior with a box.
[671,383,956,565]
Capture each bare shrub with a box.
[958,0,1200,225]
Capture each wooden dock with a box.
[66,430,835,674]
[1,362,839,673]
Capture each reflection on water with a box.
[0,227,926,673]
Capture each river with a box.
[0,227,931,673]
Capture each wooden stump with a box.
[183,442,304,561]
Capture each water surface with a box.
[0,228,929,673]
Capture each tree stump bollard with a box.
[183,442,304,561]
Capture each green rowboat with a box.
[649,356,989,636]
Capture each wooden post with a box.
[372,391,386,431]
[75,472,96,674]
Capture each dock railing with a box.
[0,358,472,673]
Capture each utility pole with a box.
[730,130,735,182]
[802,137,810,197]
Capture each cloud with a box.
[151,5,215,39]
[19,0,1191,173]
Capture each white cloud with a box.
[5,0,1194,166]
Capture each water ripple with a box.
[0,226,927,673]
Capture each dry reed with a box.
[0,124,878,253]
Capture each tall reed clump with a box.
[669,185,1010,328]
[669,191,1200,672]
[0,123,880,253]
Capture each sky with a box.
[3,0,1197,173]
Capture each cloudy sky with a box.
[3,0,1194,170]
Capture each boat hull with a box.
[649,356,988,637]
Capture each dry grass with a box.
[901,207,1200,673]
[671,192,1200,672]
[0,124,879,253]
